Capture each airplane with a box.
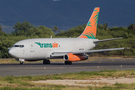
[8,7,127,65]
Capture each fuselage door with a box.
[29,42,34,52]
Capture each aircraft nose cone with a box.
[8,48,16,58]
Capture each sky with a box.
[0,0,134,33]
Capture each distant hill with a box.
[0,0,134,33]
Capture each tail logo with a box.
[82,32,95,39]
[78,7,100,39]
[87,21,92,27]
[94,12,99,26]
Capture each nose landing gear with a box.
[15,58,25,65]
[20,61,24,65]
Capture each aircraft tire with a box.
[68,61,72,65]
[65,61,68,65]
[65,61,72,65]
[43,60,46,64]
[43,60,50,64]
[20,62,24,65]
[47,60,50,64]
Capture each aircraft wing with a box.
[51,47,129,57]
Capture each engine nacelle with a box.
[64,53,88,62]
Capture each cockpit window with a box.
[13,45,24,48]
[20,45,24,47]
[14,45,19,47]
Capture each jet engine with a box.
[64,53,88,62]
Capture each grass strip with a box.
[0,69,135,90]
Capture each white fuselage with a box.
[9,38,98,60]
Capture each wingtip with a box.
[124,47,130,49]
[118,37,123,39]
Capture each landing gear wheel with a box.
[65,61,72,65]
[46,60,50,64]
[20,62,24,65]
[68,61,72,65]
[43,60,50,64]
[65,61,68,65]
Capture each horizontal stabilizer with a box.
[93,37,123,43]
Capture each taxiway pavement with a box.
[0,58,135,76]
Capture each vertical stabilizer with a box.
[78,7,100,39]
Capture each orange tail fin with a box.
[78,7,100,39]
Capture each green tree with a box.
[127,24,135,30]
[98,24,104,29]
[0,25,2,32]
[26,26,55,38]
[98,23,108,30]
[103,23,108,30]
[38,26,55,38]
[12,21,34,36]
[56,25,84,37]
[53,26,59,32]
[0,26,7,36]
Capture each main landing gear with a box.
[65,61,72,65]
[43,59,50,64]
[20,61,24,65]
